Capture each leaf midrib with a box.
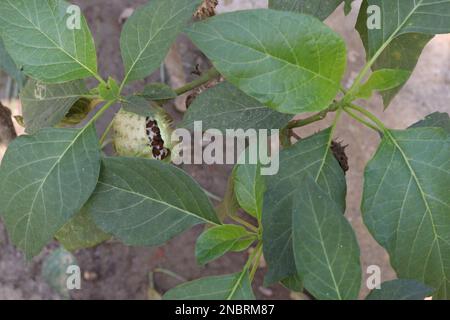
[194,24,336,86]
[386,130,448,285]
[97,181,218,226]
[121,1,192,86]
[9,126,93,254]
[4,0,97,78]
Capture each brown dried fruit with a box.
[194,0,218,19]
[331,140,349,173]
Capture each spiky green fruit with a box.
[112,108,175,161]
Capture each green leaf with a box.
[120,0,202,84]
[269,0,352,21]
[163,272,255,300]
[195,224,256,265]
[180,82,292,132]
[87,157,219,247]
[0,126,101,257]
[216,175,240,221]
[140,83,177,101]
[20,79,88,134]
[233,160,265,221]
[355,0,446,108]
[366,279,434,300]
[0,37,26,87]
[42,247,77,299]
[362,127,450,299]
[0,0,98,83]
[280,274,304,292]
[55,207,111,252]
[355,69,411,99]
[293,175,361,300]
[363,0,450,53]
[262,128,346,285]
[121,95,161,118]
[186,9,347,114]
[98,77,120,101]
[410,112,450,133]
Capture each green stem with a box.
[99,116,116,146]
[346,103,387,132]
[344,8,417,101]
[249,244,263,282]
[315,108,342,181]
[87,99,116,128]
[174,68,220,96]
[343,107,381,132]
[153,268,186,282]
[287,103,339,129]
[226,242,262,300]
[230,215,258,233]
[202,188,223,202]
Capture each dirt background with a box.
[0,0,449,300]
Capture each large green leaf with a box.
[293,175,361,300]
[163,272,255,300]
[186,9,347,114]
[195,224,256,265]
[262,128,346,285]
[269,0,353,20]
[355,0,449,107]
[0,0,98,83]
[362,127,450,299]
[0,37,26,87]
[180,82,291,132]
[361,0,450,54]
[21,79,88,134]
[55,207,111,252]
[365,279,434,300]
[0,126,101,257]
[120,0,202,84]
[87,157,219,246]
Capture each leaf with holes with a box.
[87,157,219,246]
[0,0,98,83]
[120,0,202,85]
[21,79,89,134]
[186,9,347,114]
[0,126,101,258]
[362,127,450,299]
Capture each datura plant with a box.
[0,0,449,300]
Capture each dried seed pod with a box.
[194,0,218,19]
[331,140,349,173]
